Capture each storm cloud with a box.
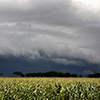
[0,0,100,76]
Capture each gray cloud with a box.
[0,0,100,67]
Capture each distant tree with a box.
[26,71,63,77]
[45,71,59,77]
[37,72,42,77]
[87,74,94,78]
[93,73,100,78]
[56,71,63,77]
[63,72,71,77]
[71,74,77,77]
[79,75,82,77]
[41,72,46,77]
[26,73,33,77]
[13,71,24,77]
[25,71,79,77]
[0,73,2,77]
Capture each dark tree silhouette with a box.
[79,75,82,77]
[88,74,94,78]
[71,73,77,77]
[87,73,100,78]
[13,71,24,77]
[63,72,71,77]
[25,71,71,77]
[93,73,100,78]
[56,71,63,77]
[0,73,2,77]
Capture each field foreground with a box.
[0,77,100,100]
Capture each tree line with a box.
[13,71,80,77]
[87,73,100,78]
[12,71,100,78]
[1,71,100,77]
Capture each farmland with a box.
[0,77,100,100]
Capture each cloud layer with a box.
[0,0,100,67]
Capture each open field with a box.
[0,77,100,100]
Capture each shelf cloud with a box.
[0,0,100,76]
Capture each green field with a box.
[0,77,100,100]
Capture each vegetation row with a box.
[11,71,100,78]
[0,78,100,100]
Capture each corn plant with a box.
[0,78,100,100]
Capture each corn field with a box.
[0,77,100,100]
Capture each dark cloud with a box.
[0,56,99,76]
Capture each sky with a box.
[0,0,100,76]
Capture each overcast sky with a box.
[0,0,100,76]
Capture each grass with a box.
[0,77,100,100]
